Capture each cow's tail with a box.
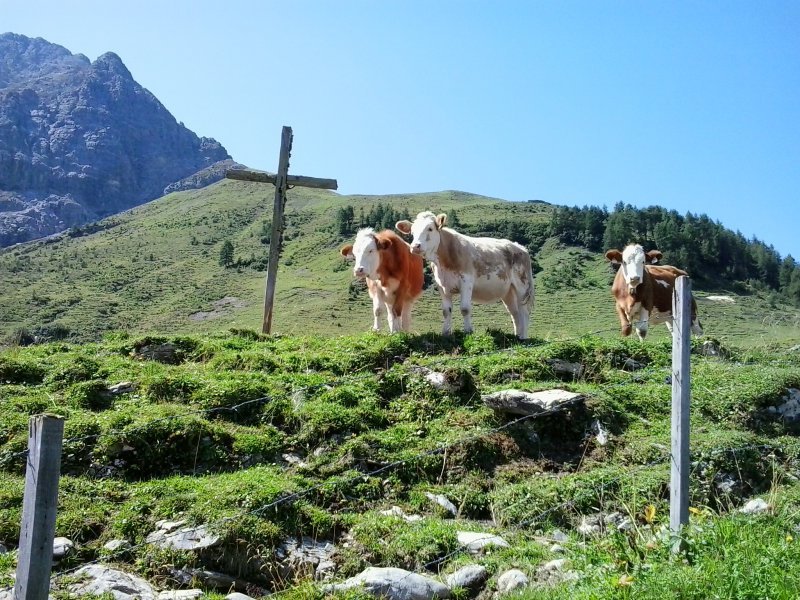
[516,245,534,309]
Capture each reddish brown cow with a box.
[605,244,703,340]
[340,228,425,333]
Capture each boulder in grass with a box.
[322,567,451,600]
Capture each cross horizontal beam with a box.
[226,167,338,190]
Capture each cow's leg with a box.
[401,300,414,332]
[635,309,650,340]
[371,292,386,332]
[502,289,526,339]
[440,288,454,336]
[617,306,632,337]
[459,280,474,334]
[388,301,403,333]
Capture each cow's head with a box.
[340,228,388,279]
[605,244,662,294]
[396,211,447,261]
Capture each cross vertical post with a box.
[262,126,293,334]
[225,127,337,334]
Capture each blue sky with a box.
[4,0,799,258]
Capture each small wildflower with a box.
[643,504,656,524]
[618,574,634,587]
[689,506,702,516]
[787,534,793,542]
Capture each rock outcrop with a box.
[0,33,233,246]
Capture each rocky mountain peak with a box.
[0,33,233,246]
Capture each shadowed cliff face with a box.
[0,33,232,246]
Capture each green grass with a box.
[2,179,798,346]
[2,181,800,596]
[1,331,800,595]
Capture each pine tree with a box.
[219,240,235,267]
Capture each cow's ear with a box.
[395,220,412,235]
[435,213,447,229]
[605,249,622,264]
[340,244,355,260]
[646,250,662,264]
[376,238,391,250]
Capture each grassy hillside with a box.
[1,179,799,347]
[2,184,800,596]
[1,331,800,597]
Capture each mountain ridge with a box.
[0,32,233,246]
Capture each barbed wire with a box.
[3,326,795,592]
[47,386,591,584]
[391,440,794,589]
[0,324,667,468]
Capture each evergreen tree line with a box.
[336,203,413,236]
[551,203,800,303]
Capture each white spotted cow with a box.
[340,228,425,333]
[396,212,534,339]
[605,243,703,340]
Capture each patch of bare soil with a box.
[188,296,247,321]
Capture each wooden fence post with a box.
[14,415,64,600]
[670,276,691,542]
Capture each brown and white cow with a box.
[340,228,424,333]
[396,211,534,339]
[605,243,703,340]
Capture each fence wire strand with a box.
[1,325,796,593]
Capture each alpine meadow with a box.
[2,178,800,598]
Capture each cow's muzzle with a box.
[410,244,423,255]
[354,267,367,278]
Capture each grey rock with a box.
[107,381,137,395]
[380,506,424,522]
[53,536,74,558]
[495,569,529,594]
[225,595,256,600]
[445,564,488,592]
[70,565,156,600]
[550,529,568,542]
[146,523,220,551]
[323,566,451,599]
[184,569,239,591]
[0,543,7,554]
[536,559,580,587]
[409,366,466,393]
[591,419,609,446]
[577,512,632,536]
[546,358,585,380]
[481,389,584,416]
[275,536,337,581]
[773,389,800,422]
[540,559,570,572]
[714,473,739,496]
[739,498,770,514]
[425,492,458,516]
[550,544,566,553]
[157,591,203,600]
[317,559,337,581]
[103,539,132,553]
[457,531,510,554]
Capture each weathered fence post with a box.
[14,415,64,600]
[670,276,691,543]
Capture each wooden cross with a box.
[226,126,337,334]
